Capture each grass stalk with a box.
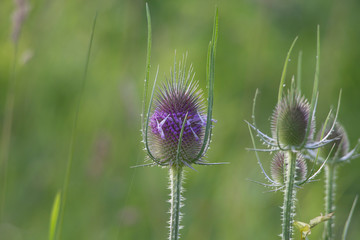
[55,13,97,240]
[49,191,61,240]
[341,195,358,240]
[0,40,19,221]
[282,151,297,240]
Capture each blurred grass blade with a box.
[0,11,22,220]
[342,195,358,240]
[56,13,97,240]
[0,44,18,221]
[1,0,30,219]
[49,191,61,240]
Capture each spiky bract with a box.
[317,122,349,161]
[149,63,207,167]
[272,92,314,148]
[271,152,307,185]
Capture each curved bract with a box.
[317,122,349,161]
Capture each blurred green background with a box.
[0,0,360,239]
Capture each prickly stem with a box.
[323,164,337,240]
[169,166,184,240]
[282,151,297,240]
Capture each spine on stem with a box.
[169,166,184,240]
[323,164,337,240]
[282,151,297,240]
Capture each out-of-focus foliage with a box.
[0,0,359,239]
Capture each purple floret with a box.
[150,110,206,142]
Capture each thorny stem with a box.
[323,164,336,240]
[169,166,184,240]
[282,151,297,240]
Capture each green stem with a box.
[169,166,183,240]
[0,41,19,221]
[56,14,97,240]
[282,151,297,240]
[323,164,336,240]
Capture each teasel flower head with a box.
[148,61,208,167]
[309,120,360,165]
[317,122,349,160]
[140,54,220,169]
[271,152,308,185]
[271,91,315,148]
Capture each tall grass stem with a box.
[341,195,358,240]
[55,13,97,240]
[0,41,19,221]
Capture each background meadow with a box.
[0,0,360,239]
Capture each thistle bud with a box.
[271,152,307,184]
[271,92,314,148]
[317,122,349,160]
[148,63,207,167]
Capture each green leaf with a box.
[49,191,61,240]
[309,212,334,227]
[294,212,334,240]
[294,221,311,240]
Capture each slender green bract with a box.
[277,37,298,105]
[303,25,320,148]
[194,7,218,162]
[296,51,303,92]
[142,2,152,140]
[282,151,297,240]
